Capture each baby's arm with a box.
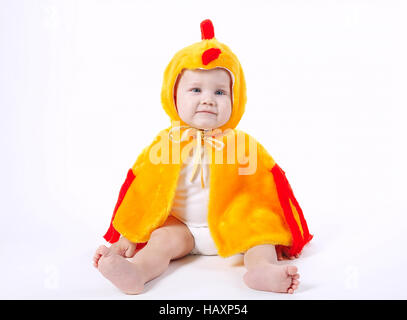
[93,237,138,268]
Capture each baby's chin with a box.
[189,115,224,130]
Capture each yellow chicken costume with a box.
[103,19,312,258]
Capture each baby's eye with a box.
[215,89,226,95]
[191,88,201,93]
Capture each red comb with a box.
[200,19,215,40]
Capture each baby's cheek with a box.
[220,105,232,122]
[180,109,197,125]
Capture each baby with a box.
[93,20,311,295]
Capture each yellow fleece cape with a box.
[103,20,312,257]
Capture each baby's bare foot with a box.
[96,245,145,294]
[243,263,300,294]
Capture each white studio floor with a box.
[1,214,405,300]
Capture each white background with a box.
[1,0,406,299]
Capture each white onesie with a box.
[170,150,218,255]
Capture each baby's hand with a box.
[276,245,301,261]
[109,236,138,258]
[93,237,138,268]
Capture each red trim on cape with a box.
[271,164,313,256]
[103,169,136,243]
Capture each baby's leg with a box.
[243,244,300,294]
[97,216,195,294]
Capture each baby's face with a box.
[175,68,232,130]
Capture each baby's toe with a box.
[286,266,298,276]
[289,279,300,291]
[93,255,100,267]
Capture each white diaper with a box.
[188,226,218,256]
[170,149,218,255]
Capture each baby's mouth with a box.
[195,110,217,116]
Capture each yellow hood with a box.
[161,19,247,131]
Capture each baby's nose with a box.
[202,100,214,106]
[201,94,215,106]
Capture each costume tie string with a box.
[168,126,225,188]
